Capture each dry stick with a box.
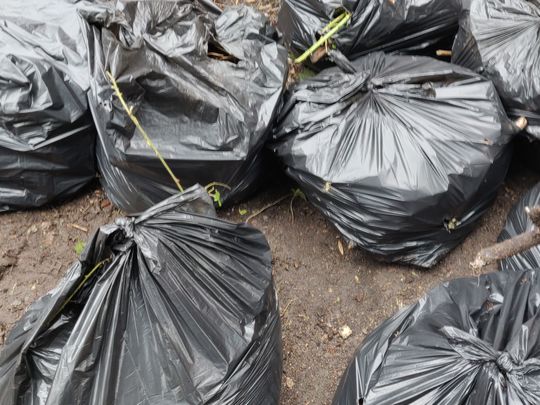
[280,298,297,318]
[245,194,290,223]
[471,206,540,269]
[290,197,296,223]
[68,223,88,233]
[289,191,306,223]
[471,116,531,269]
[436,50,452,57]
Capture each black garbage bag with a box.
[80,1,288,213]
[277,0,460,64]
[0,0,96,211]
[0,185,282,405]
[498,182,540,272]
[273,52,515,267]
[452,0,540,139]
[334,269,540,404]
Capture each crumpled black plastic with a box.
[452,0,540,139]
[277,0,460,63]
[0,0,96,211]
[334,269,540,404]
[273,52,515,267]
[80,0,288,213]
[0,185,282,405]
[498,182,540,272]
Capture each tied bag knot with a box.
[442,326,532,377]
[115,217,135,239]
[496,351,516,374]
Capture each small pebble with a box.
[339,325,352,340]
[286,377,295,389]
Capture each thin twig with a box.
[106,71,183,193]
[246,194,290,223]
[436,49,452,57]
[280,298,297,318]
[68,224,88,233]
[49,258,110,326]
[205,182,231,191]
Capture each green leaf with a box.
[291,188,307,201]
[298,68,316,80]
[74,240,85,256]
[211,189,222,207]
[239,208,248,215]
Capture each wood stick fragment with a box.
[471,206,540,269]
[207,52,236,62]
[436,50,452,57]
[68,223,88,233]
[515,116,528,130]
[245,195,290,223]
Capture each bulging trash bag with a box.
[80,0,288,213]
[0,0,96,211]
[452,0,540,138]
[334,269,540,404]
[0,185,282,405]
[498,182,540,272]
[278,0,460,63]
[273,52,515,267]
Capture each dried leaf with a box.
[337,239,344,256]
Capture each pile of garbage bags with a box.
[273,52,514,267]
[81,0,288,213]
[334,269,540,404]
[0,185,282,405]
[452,0,540,138]
[3,0,540,402]
[498,182,540,272]
[0,0,96,211]
[278,0,460,63]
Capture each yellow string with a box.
[321,11,348,33]
[205,182,232,207]
[50,258,110,324]
[205,182,231,191]
[294,11,351,64]
[106,71,184,193]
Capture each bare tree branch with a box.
[471,205,540,269]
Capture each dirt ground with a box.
[0,157,538,404]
